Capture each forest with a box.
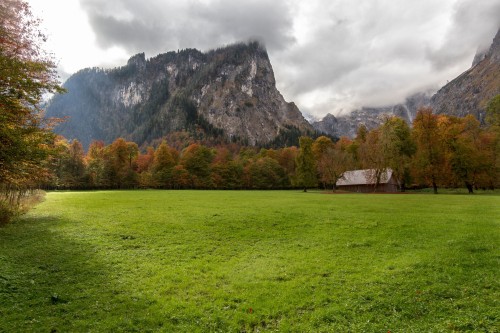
[47,105,499,194]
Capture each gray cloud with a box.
[79,0,499,118]
[426,0,500,70]
[80,0,295,54]
[274,0,500,116]
[192,0,296,50]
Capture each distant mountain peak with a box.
[127,52,146,67]
[313,92,431,138]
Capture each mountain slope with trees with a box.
[45,42,314,149]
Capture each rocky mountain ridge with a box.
[430,28,500,122]
[46,42,313,148]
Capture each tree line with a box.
[47,103,499,194]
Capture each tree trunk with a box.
[465,182,474,194]
[399,180,406,193]
[303,187,307,192]
[432,180,438,194]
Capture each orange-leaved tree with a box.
[411,108,446,194]
[0,0,64,220]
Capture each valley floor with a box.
[0,190,498,332]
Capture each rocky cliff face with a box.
[46,42,313,148]
[431,28,500,122]
[312,92,431,138]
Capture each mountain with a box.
[312,92,431,138]
[45,42,314,148]
[431,28,500,122]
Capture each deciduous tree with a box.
[379,117,415,191]
[316,139,354,191]
[358,129,387,190]
[440,115,490,193]
[411,108,446,194]
[296,136,317,192]
[278,146,298,185]
[244,157,287,189]
[152,141,177,187]
[180,143,214,188]
[107,138,138,188]
[0,0,64,217]
[85,140,108,188]
[210,147,243,189]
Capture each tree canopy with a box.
[0,0,63,220]
[0,0,63,188]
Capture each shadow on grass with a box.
[0,215,164,332]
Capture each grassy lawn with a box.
[0,190,498,332]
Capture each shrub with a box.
[0,190,46,224]
[0,201,14,225]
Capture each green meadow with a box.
[0,190,498,332]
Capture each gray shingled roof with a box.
[336,169,393,186]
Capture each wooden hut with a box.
[336,169,399,193]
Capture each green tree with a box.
[296,136,317,192]
[180,143,214,188]
[379,117,415,191]
[0,0,64,219]
[441,115,489,193]
[244,157,287,189]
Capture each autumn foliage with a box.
[44,106,499,193]
[1,0,63,221]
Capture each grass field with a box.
[0,190,498,332]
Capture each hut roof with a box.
[336,169,393,186]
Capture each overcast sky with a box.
[27,0,500,119]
